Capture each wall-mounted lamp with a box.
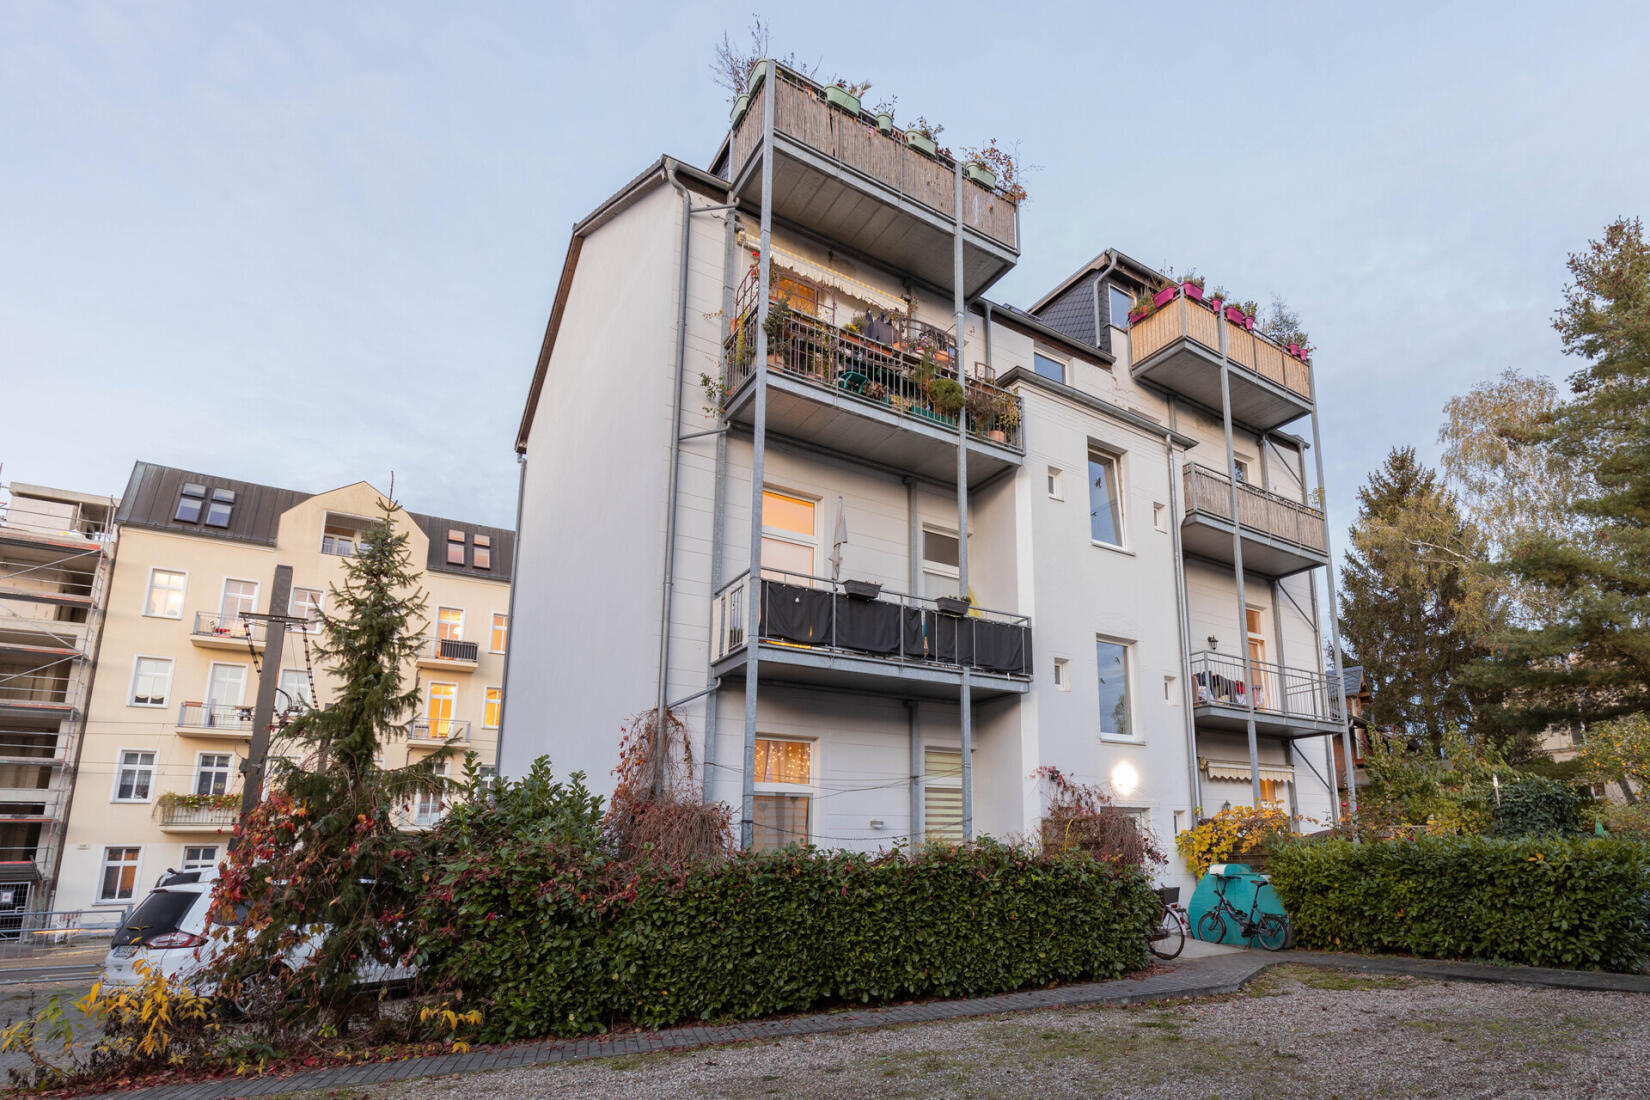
[869,819,887,831]
[1207,636,1219,650]
[1110,761,1140,798]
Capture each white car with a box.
[102,867,414,1003]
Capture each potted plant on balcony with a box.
[904,115,944,157]
[1128,288,1159,325]
[966,385,1003,441]
[843,579,883,600]
[995,390,1021,442]
[825,79,868,116]
[927,377,966,424]
[762,294,792,368]
[730,92,751,127]
[1238,300,1260,331]
[872,97,897,135]
[1151,283,1179,310]
[1180,273,1205,303]
[964,160,997,189]
[935,594,971,616]
[1208,285,1230,313]
[863,379,888,403]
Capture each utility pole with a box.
[237,565,295,833]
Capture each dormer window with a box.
[321,513,370,556]
[472,533,491,570]
[204,489,235,529]
[446,529,465,566]
[173,483,206,523]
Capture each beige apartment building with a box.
[54,462,512,914]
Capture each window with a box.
[760,489,816,581]
[921,528,961,600]
[1047,466,1063,500]
[98,847,141,902]
[426,683,457,738]
[277,668,313,712]
[173,483,206,523]
[1108,284,1133,331]
[219,578,258,628]
[924,748,964,843]
[1088,449,1124,547]
[484,686,503,729]
[130,657,173,707]
[1233,458,1251,483]
[321,514,369,556]
[752,737,812,852]
[144,568,187,618]
[113,751,156,801]
[436,607,464,641]
[1053,658,1070,691]
[205,663,248,710]
[205,489,235,528]
[1258,778,1286,806]
[477,764,499,792]
[194,753,233,796]
[1246,608,1267,669]
[1096,639,1133,739]
[289,587,324,633]
[490,613,508,654]
[1165,674,1179,705]
[1032,352,1066,384]
[473,534,492,571]
[415,762,448,827]
[1153,502,1167,532]
[181,845,218,872]
[447,529,466,566]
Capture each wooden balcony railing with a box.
[1130,293,1313,402]
[730,63,1017,251]
[1182,464,1328,556]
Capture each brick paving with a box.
[78,949,1650,1100]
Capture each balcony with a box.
[1129,292,1314,433]
[1180,464,1329,577]
[418,637,479,672]
[0,675,73,719]
[176,701,255,740]
[154,793,239,832]
[190,611,266,651]
[725,62,1018,298]
[1189,651,1344,739]
[409,718,470,747]
[722,274,1024,487]
[710,570,1032,701]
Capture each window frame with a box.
[1032,350,1067,384]
[128,655,174,709]
[1087,446,1127,551]
[289,587,325,634]
[1095,635,1137,743]
[436,606,465,642]
[920,526,963,601]
[1052,657,1071,691]
[1047,466,1064,501]
[489,612,509,655]
[483,686,503,729]
[142,567,189,620]
[1107,283,1134,332]
[203,661,250,709]
[110,749,158,804]
[180,844,219,872]
[752,735,815,851]
[218,577,260,623]
[425,681,458,737]
[193,751,234,797]
[922,747,965,843]
[320,512,371,557]
[759,487,819,583]
[97,846,143,904]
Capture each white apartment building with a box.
[502,62,1353,888]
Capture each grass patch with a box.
[1286,966,1414,991]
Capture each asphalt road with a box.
[0,975,103,1082]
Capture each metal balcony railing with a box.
[191,611,267,643]
[176,702,254,732]
[154,795,239,829]
[411,718,470,742]
[1189,650,1344,724]
[712,569,1032,678]
[1182,464,1328,556]
[0,674,72,706]
[426,637,480,662]
[1130,291,1313,401]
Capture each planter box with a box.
[729,93,750,127]
[1224,304,1247,325]
[964,163,997,189]
[1152,286,1178,309]
[910,406,956,426]
[842,579,883,601]
[1182,282,1204,302]
[935,596,971,617]
[1128,308,1150,325]
[746,59,769,94]
[876,112,895,135]
[824,86,861,115]
[905,131,938,157]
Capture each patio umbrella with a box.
[829,496,848,581]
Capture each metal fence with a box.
[1189,650,1343,724]
[0,908,128,961]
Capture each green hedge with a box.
[418,840,1157,1042]
[1269,836,1650,972]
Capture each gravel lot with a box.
[277,967,1650,1099]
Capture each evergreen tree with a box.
[212,497,450,1025]
[1480,218,1650,733]
[1340,448,1502,751]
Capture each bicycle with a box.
[1195,870,1291,951]
[1147,885,1187,960]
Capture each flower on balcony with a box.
[158,791,240,812]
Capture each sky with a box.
[3,1,1647,545]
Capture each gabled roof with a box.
[115,461,514,583]
[1028,249,1165,316]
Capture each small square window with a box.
[1053,658,1070,691]
[1047,467,1063,500]
[204,499,232,528]
[447,530,466,566]
[181,845,218,872]
[1033,352,1066,384]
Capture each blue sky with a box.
[3,1,1646,545]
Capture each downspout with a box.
[494,452,527,771]
[1164,432,1202,814]
[703,188,740,804]
[952,161,972,841]
[906,477,921,845]
[1089,254,1119,349]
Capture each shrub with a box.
[1034,765,1165,868]
[1489,776,1586,837]
[1600,801,1650,839]
[1269,835,1650,972]
[1174,805,1290,876]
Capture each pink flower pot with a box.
[1208,297,1224,313]
[1152,286,1178,309]
[1128,308,1149,324]
[1287,343,1303,359]
[1182,282,1204,302]
[1224,304,1246,325]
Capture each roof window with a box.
[173,483,206,523]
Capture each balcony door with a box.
[219,579,258,634]
[205,663,247,727]
[426,682,456,738]
[1245,608,1268,710]
[760,489,816,584]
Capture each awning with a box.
[1201,758,1295,784]
[738,233,910,315]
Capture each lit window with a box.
[473,533,492,570]
[484,686,503,729]
[1097,639,1132,739]
[289,587,324,633]
[437,607,464,641]
[194,753,233,796]
[754,738,811,784]
[760,490,815,581]
[924,748,963,843]
[114,751,156,801]
[145,568,187,618]
[205,489,235,529]
[425,683,457,738]
[1088,449,1124,547]
[130,657,173,707]
[98,847,141,902]
[181,845,218,872]
[173,483,206,523]
[490,613,508,654]
[447,529,466,566]
[1108,284,1133,331]
[1033,352,1065,384]
[752,737,812,853]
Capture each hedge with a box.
[417,840,1158,1042]
[1269,835,1650,972]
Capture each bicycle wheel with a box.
[1196,909,1227,944]
[1148,908,1186,960]
[1255,914,1291,952]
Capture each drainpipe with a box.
[1089,254,1119,349]
[1163,433,1202,814]
[907,699,922,846]
[953,161,972,841]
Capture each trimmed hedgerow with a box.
[418,838,1157,1042]
[1269,835,1650,972]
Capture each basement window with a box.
[173,483,206,523]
